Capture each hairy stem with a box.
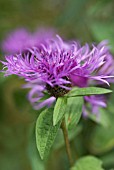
[61,119,73,167]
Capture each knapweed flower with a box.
[2,28,55,54]
[1,35,114,111]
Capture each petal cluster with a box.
[2,36,113,86]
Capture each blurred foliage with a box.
[0,0,114,170]
[71,156,104,170]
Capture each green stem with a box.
[61,119,73,167]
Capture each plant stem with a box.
[61,119,73,167]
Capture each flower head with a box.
[1,35,113,110]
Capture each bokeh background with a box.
[0,0,114,170]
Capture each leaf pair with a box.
[53,87,112,127]
[36,87,112,159]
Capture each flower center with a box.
[46,77,71,98]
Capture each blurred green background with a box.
[0,0,114,170]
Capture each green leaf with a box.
[66,87,112,97]
[71,156,104,170]
[53,97,67,126]
[36,107,61,160]
[66,97,83,129]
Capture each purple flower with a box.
[2,28,55,54]
[1,35,113,110]
[2,29,32,54]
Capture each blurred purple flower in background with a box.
[2,27,55,54]
[2,29,32,54]
[1,34,114,113]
